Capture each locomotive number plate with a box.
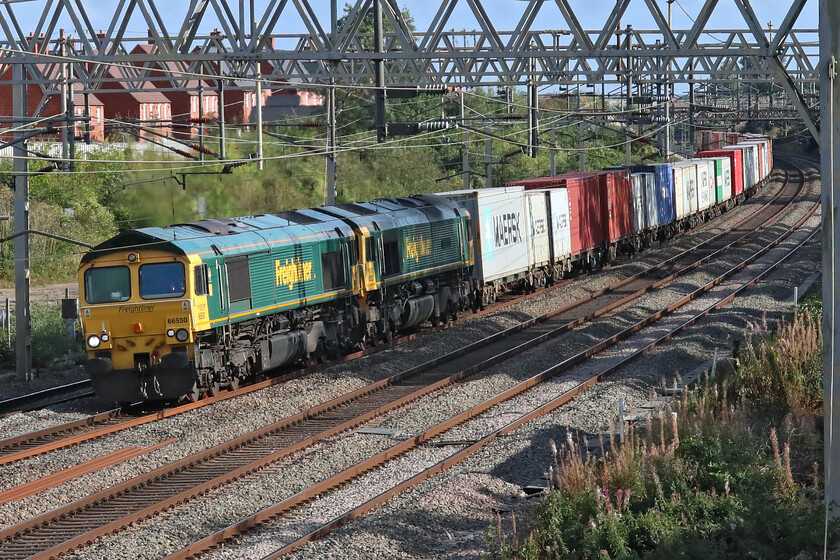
[167,316,189,325]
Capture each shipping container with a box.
[598,170,634,243]
[699,148,744,197]
[439,187,530,284]
[741,143,760,188]
[708,156,732,204]
[631,163,675,227]
[630,174,646,232]
[672,161,698,220]
[740,135,773,176]
[539,188,573,264]
[524,191,552,268]
[562,173,605,254]
[741,141,766,181]
[630,172,660,232]
[692,159,715,212]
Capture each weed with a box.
[492,308,836,559]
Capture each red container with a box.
[597,170,634,243]
[568,173,605,254]
[506,176,565,189]
[698,149,744,196]
[507,172,606,254]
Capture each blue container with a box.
[632,163,675,227]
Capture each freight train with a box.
[78,134,773,405]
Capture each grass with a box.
[0,302,85,371]
[491,308,836,559]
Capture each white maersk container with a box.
[524,191,551,269]
[439,186,530,284]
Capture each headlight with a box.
[166,329,175,337]
[175,328,189,342]
[87,335,101,348]
[101,334,110,342]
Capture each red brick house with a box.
[0,65,105,142]
[130,44,219,139]
[97,64,171,140]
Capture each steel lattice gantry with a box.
[0,0,820,137]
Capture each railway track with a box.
[0,156,817,560]
[0,159,796,468]
[170,198,820,560]
[0,380,94,417]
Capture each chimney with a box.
[148,29,154,45]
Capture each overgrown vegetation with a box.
[0,302,84,370]
[491,308,835,559]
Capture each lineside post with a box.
[822,0,840,521]
[12,63,31,381]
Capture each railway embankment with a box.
[491,284,833,559]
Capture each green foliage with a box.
[493,308,834,559]
[730,311,823,415]
[0,302,84,369]
[0,146,128,281]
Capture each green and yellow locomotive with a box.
[79,195,474,405]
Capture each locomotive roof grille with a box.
[173,218,246,236]
[273,210,323,225]
[334,203,378,216]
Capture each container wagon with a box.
[439,186,531,305]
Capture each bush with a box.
[0,302,84,370]
[492,308,836,559]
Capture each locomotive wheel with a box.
[207,382,221,398]
[229,377,240,391]
[184,383,201,403]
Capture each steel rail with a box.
[0,379,93,415]
[0,160,791,466]
[0,159,815,560]
[167,165,822,560]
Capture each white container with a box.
[543,188,573,263]
[630,174,647,232]
[439,187,530,283]
[692,159,715,212]
[524,191,551,268]
[641,172,659,229]
[672,161,698,220]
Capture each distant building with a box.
[130,43,219,139]
[259,88,325,123]
[0,63,105,143]
[96,64,172,141]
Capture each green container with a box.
[713,159,724,203]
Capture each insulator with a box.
[189,143,215,155]
[418,120,452,132]
[172,148,195,159]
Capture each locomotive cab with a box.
[79,249,209,405]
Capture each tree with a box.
[336,2,416,50]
